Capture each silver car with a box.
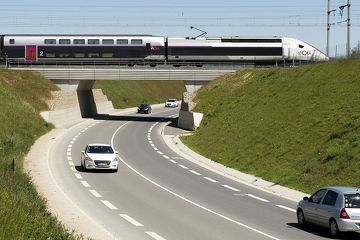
[297,187,360,237]
[81,144,119,172]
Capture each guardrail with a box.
[12,67,236,81]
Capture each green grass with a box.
[94,80,185,108]
[0,70,80,239]
[182,59,360,194]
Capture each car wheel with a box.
[114,168,118,173]
[297,209,306,227]
[83,161,87,172]
[329,219,340,238]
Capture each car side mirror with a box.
[115,151,119,154]
[81,150,85,154]
[303,196,309,201]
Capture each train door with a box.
[25,45,37,62]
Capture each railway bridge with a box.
[10,65,237,129]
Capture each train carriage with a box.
[0,34,329,65]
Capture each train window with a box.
[102,53,114,58]
[59,39,71,45]
[131,39,143,45]
[102,39,114,45]
[74,39,85,45]
[299,44,304,48]
[59,53,71,58]
[9,39,15,44]
[117,39,128,45]
[74,53,86,58]
[88,53,100,58]
[88,39,100,45]
[45,53,56,58]
[44,39,56,44]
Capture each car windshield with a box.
[167,99,175,102]
[140,104,148,108]
[345,193,360,208]
[87,145,114,154]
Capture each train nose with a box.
[316,51,330,61]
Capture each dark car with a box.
[137,103,152,114]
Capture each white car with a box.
[81,144,119,172]
[165,99,179,107]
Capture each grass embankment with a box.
[94,80,185,108]
[0,70,79,239]
[182,60,360,194]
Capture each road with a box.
[49,107,360,240]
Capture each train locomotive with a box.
[0,34,329,65]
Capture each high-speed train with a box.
[0,34,329,65]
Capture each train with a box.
[0,34,329,66]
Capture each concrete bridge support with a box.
[178,81,207,130]
[76,80,97,117]
[41,79,114,127]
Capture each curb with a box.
[160,122,307,203]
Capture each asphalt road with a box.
[49,107,360,240]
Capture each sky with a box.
[1,0,359,57]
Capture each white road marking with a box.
[71,167,77,172]
[68,161,74,166]
[80,181,90,188]
[246,194,269,202]
[170,160,178,164]
[67,148,71,152]
[179,164,188,169]
[110,114,281,240]
[157,151,163,155]
[204,177,218,183]
[172,157,183,160]
[101,200,118,210]
[276,205,296,212]
[149,140,153,144]
[150,144,155,147]
[190,170,201,176]
[153,147,158,151]
[70,140,74,144]
[146,232,167,240]
[89,189,102,198]
[163,155,170,159]
[74,173,82,179]
[119,214,144,227]
[67,152,71,156]
[222,185,240,192]
[67,156,72,161]
[68,144,72,148]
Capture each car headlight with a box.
[86,157,93,162]
[113,157,119,162]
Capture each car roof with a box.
[87,143,112,147]
[321,186,360,194]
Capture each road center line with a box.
[101,200,118,210]
[276,205,296,212]
[80,180,90,188]
[246,194,269,202]
[74,173,82,179]
[89,189,102,198]
[190,170,201,176]
[179,164,188,169]
[146,232,167,240]
[222,184,240,192]
[119,214,144,227]
[204,177,218,183]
